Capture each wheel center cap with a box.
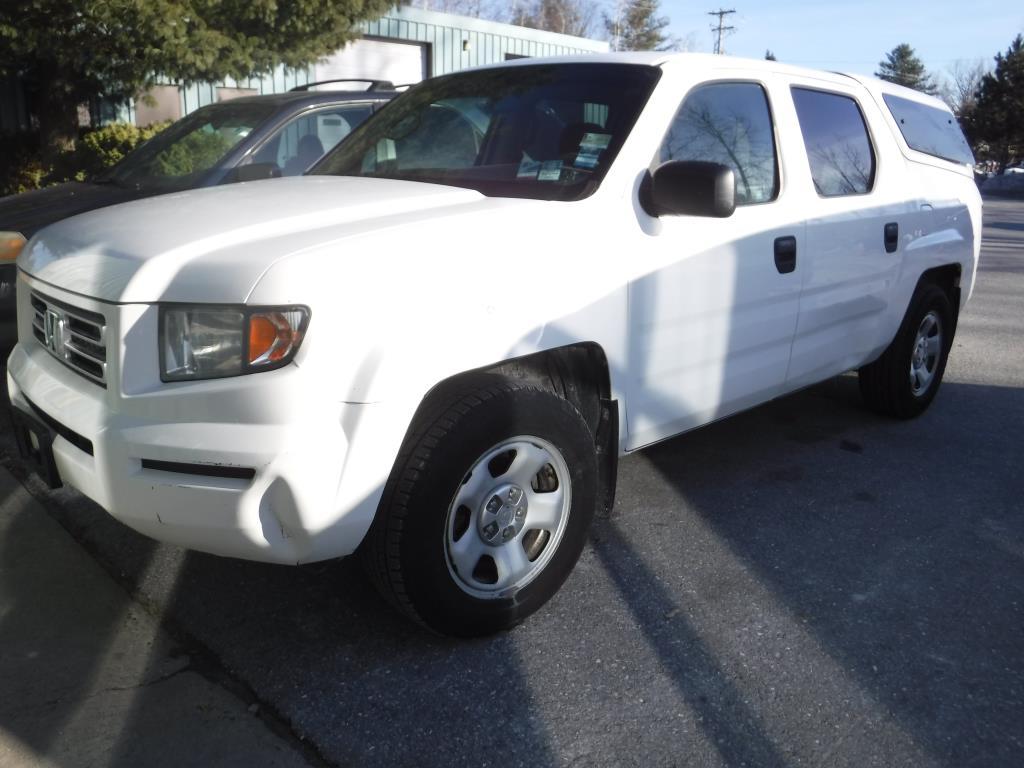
[478,484,528,546]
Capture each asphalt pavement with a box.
[1,199,1021,767]
[0,466,315,767]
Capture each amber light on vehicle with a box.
[249,310,306,365]
[160,305,309,381]
[0,232,26,262]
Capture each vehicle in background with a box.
[0,80,398,344]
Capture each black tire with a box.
[361,373,598,637]
[858,282,954,419]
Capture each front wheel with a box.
[859,282,954,418]
[362,374,598,636]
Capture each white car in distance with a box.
[8,54,981,636]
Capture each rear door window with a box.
[791,88,875,197]
[881,94,974,165]
[659,82,779,205]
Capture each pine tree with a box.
[967,35,1024,171]
[876,44,938,94]
[605,0,671,51]
[765,50,777,61]
[0,0,393,161]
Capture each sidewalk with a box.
[0,466,311,768]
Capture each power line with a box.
[707,8,736,55]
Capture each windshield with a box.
[313,63,661,201]
[97,102,278,188]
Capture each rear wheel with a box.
[859,282,954,418]
[362,374,597,636]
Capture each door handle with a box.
[884,222,899,253]
[774,236,797,274]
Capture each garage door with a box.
[315,38,428,87]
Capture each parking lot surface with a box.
[1,199,1022,767]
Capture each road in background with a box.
[1,199,1021,767]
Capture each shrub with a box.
[0,132,47,196]
[0,121,170,196]
[50,121,170,183]
[148,129,231,177]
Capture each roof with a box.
[473,51,948,106]
[843,73,954,112]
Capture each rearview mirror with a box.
[226,162,282,184]
[640,160,736,218]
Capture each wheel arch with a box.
[403,342,619,516]
[918,263,963,331]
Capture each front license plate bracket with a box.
[9,407,62,489]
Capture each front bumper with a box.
[6,276,404,564]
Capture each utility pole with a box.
[707,8,736,55]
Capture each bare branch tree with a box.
[407,0,503,17]
[510,0,599,37]
[938,59,988,116]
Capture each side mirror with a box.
[640,160,736,218]
[226,162,282,183]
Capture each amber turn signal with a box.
[248,310,306,365]
[0,232,26,263]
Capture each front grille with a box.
[30,292,107,387]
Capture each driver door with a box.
[626,79,804,449]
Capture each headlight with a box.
[160,305,309,382]
[0,232,26,263]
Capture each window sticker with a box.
[538,160,563,181]
[574,132,612,169]
[517,158,541,179]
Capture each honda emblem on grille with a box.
[43,308,65,355]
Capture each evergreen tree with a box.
[876,44,938,94]
[605,0,671,51]
[0,0,393,161]
[765,50,777,61]
[967,35,1024,171]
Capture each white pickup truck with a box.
[6,53,980,636]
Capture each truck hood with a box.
[19,176,487,303]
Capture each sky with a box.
[658,0,1022,79]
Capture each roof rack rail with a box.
[290,78,395,92]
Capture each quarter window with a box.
[882,94,974,166]
[659,82,779,205]
[792,88,875,196]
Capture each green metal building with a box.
[1,7,608,132]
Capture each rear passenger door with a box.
[784,83,910,388]
[626,79,805,449]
